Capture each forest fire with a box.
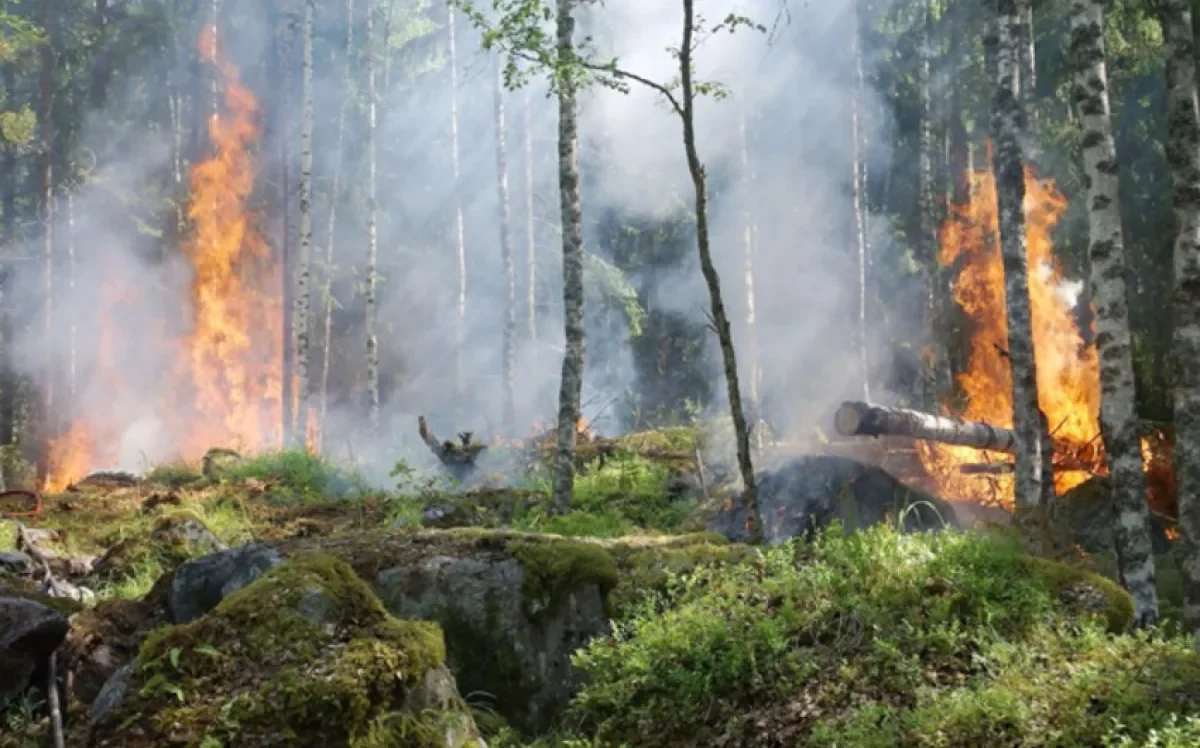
[43,26,281,490]
[918,161,1103,505]
[919,159,1172,514]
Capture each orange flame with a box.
[919,152,1103,504]
[43,26,282,490]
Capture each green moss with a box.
[606,536,752,615]
[507,538,619,618]
[1025,556,1135,633]
[92,553,455,748]
[144,461,206,488]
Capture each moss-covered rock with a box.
[90,553,481,747]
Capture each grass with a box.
[209,448,369,501]
[555,523,1198,747]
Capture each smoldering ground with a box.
[2,0,924,486]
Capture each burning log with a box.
[418,416,487,471]
[835,401,1017,453]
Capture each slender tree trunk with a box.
[550,0,585,513]
[850,0,870,400]
[918,0,940,410]
[293,0,315,447]
[91,0,111,110]
[66,193,76,414]
[524,93,537,342]
[679,0,761,542]
[1016,0,1037,137]
[38,0,56,484]
[320,0,356,449]
[364,0,380,430]
[449,5,468,399]
[1,88,16,446]
[1068,0,1159,626]
[277,6,295,445]
[1156,0,1200,636]
[737,106,762,446]
[494,59,517,433]
[991,0,1048,511]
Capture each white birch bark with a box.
[293,0,314,446]
[494,58,517,433]
[524,92,537,342]
[992,0,1048,510]
[365,0,380,430]
[449,4,468,399]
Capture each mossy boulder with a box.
[704,456,958,543]
[90,553,483,747]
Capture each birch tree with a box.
[737,106,762,444]
[524,92,537,342]
[494,57,517,434]
[459,0,765,539]
[320,0,356,446]
[365,0,380,430]
[991,0,1048,511]
[1155,0,1200,636]
[448,4,468,399]
[1068,0,1158,626]
[850,0,870,400]
[293,0,314,446]
[38,0,55,481]
[917,0,940,409]
[1015,0,1037,136]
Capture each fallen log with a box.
[835,401,1017,453]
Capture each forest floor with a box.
[1,427,1199,747]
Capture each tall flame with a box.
[920,154,1103,504]
[43,26,282,490]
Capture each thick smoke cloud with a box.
[4,0,911,485]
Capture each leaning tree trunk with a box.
[320,0,356,448]
[850,0,870,400]
[494,58,517,434]
[1156,0,1200,636]
[991,0,1049,511]
[550,0,585,513]
[1069,0,1159,626]
[835,400,1017,451]
[680,0,761,542]
[293,0,315,447]
[449,4,468,399]
[524,93,537,342]
[364,0,380,430]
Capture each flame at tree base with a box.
[42,26,282,491]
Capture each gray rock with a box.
[0,551,32,571]
[89,663,133,726]
[708,456,959,544]
[168,543,282,623]
[0,596,70,707]
[376,552,609,734]
[405,664,488,748]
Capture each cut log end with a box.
[834,401,869,437]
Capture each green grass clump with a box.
[144,461,206,488]
[216,449,367,500]
[562,524,1199,747]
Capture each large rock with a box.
[0,595,70,708]
[706,456,959,543]
[166,541,282,623]
[90,553,484,747]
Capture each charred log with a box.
[835,400,1017,452]
[418,416,487,472]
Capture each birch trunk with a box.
[680,0,761,542]
[66,192,76,413]
[276,6,295,445]
[1068,0,1159,627]
[738,106,762,446]
[524,93,537,342]
[550,0,585,513]
[293,0,315,447]
[1156,0,1200,636]
[991,0,1048,511]
[1,88,16,446]
[494,60,518,434]
[1016,0,1037,136]
[38,0,55,483]
[850,0,870,400]
[918,0,939,410]
[365,0,381,430]
[320,0,356,449]
[449,5,468,399]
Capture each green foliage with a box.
[0,104,35,146]
[144,461,206,489]
[216,449,367,500]
[560,524,1191,746]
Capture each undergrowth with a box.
[556,523,1200,747]
[213,449,368,501]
